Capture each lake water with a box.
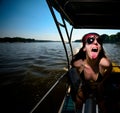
[0,42,120,113]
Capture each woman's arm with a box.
[98,57,112,93]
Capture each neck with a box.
[85,56,100,73]
[86,55,100,67]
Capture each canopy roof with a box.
[48,0,120,29]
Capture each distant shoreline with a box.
[0,37,61,43]
[1,35,120,43]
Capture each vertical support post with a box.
[46,0,74,70]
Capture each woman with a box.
[71,32,112,113]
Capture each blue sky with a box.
[0,0,120,41]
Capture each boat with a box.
[29,0,120,113]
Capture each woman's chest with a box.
[82,64,99,81]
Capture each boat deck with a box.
[61,94,75,113]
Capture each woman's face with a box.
[83,35,102,60]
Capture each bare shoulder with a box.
[100,57,112,67]
[73,59,84,68]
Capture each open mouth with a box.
[91,48,98,52]
[91,48,98,59]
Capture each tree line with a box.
[101,32,120,43]
[74,32,120,43]
[0,37,58,43]
[0,37,35,43]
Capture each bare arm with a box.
[98,57,112,93]
[100,57,112,81]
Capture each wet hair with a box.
[71,32,105,67]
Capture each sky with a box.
[0,0,120,41]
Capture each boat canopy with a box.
[47,0,120,29]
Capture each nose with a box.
[93,38,98,44]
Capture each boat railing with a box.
[82,95,99,113]
[29,72,68,113]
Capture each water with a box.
[103,43,120,65]
[0,42,120,113]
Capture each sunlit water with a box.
[0,42,120,113]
